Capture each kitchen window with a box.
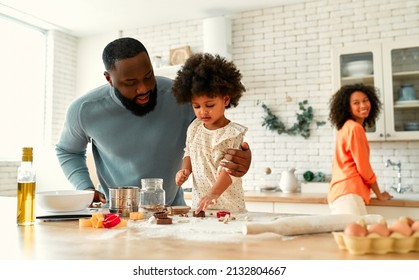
[0,15,46,160]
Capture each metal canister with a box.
[109,186,139,216]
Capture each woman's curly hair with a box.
[172,53,245,108]
[329,83,382,130]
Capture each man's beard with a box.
[114,87,157,116]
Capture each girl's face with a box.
[191,95,230,130]
[349,91,370,124]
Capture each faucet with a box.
[385,159,410,193]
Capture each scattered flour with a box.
[81,211,300,243]
[126,211,288,243]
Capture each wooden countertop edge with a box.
[184,191,419,207]
[244,192,328,204]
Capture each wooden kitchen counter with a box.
[1,196,418,260]
[185,191,419,207]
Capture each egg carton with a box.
[332,231,419,255]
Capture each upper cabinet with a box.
[333,40,419,141]
[382,41,419,141]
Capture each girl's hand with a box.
[195,193,219,214]
[175,169,191,186]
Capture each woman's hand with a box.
[220,142,252,177]
[376,191,392,201]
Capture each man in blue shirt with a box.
[56,37,251,206]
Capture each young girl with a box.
[172,53,247,214]
[328,83,392,216]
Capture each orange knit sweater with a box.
[328,119,377,204]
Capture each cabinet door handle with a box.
[386,133,390,137]
[380,133,384,137]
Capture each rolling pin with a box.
[243,214,383,236]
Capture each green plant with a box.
[259,100,326,139]
[303,170,326,182]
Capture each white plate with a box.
[36,208,100,221]
[395,100,419,105]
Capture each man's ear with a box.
[104,71,113,86]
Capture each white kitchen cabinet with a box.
[333,40,419,141]
[247,201,417,219]
[382,41,419,141]
[246,201,328,214]
[273,202,329,215]
[245,201,275,213]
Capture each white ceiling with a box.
[0,0,306,37]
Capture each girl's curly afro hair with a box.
[172,53,245,108]
[329,83,382,130]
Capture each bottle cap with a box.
[22,147,33,162]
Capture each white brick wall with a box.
[233,0,419,190]
[45,30,78,146]
[0,162,19,196]
[120,0,419,192]
[1,0,418,195]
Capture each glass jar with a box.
[139,178,166,218]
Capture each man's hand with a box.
[90,190,106,207]
[220,142,251,177]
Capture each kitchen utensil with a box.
[404,122,419,131]
[109,186,139,216]
[398,84,416,101]
[259,167,277,192]
[394,99,419,105]
[243,214,383,236]
[36,190,94,212]
[279,167,298,193]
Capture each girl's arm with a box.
[175,156,192,186]
[195,169,232,213]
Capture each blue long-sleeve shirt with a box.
[56,76,195,205]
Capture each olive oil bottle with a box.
[17,147,36,226]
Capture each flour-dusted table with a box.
[0,196,418,260]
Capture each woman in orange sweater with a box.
[328,83,392,215]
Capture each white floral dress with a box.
[184,118,247,212]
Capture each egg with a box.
[344,223,368,237]
[399,216,414,226]
[389,220,413,237]
[367,223,390,237]
[411,220,419,232]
